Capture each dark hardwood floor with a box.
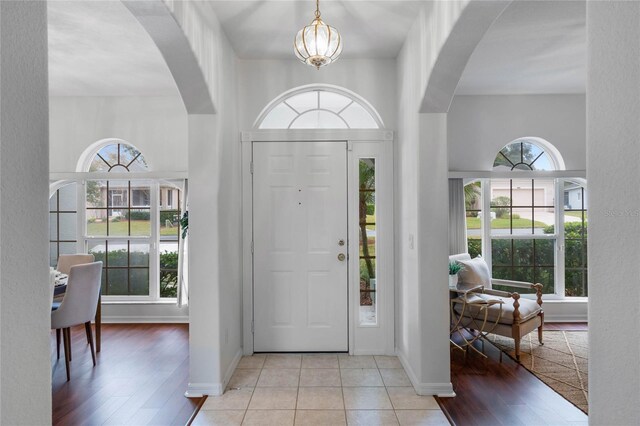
[52,323,202,426]
[437,323,588,426]
[52,322,588,425]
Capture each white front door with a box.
[253,141,348,352]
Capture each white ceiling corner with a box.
[456,0,586,96]
[48,1,179,97]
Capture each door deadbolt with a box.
[338,239,345,246]
[337,253,346,261]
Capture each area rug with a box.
[489,331,588,414]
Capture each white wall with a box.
[50,96,187,173]
[587,2,640,423]
[236,59,396,131]
[395,1,470,396]
[0,1,52,423]
[165,1,243,396]
[48,95,189,322]
[448,94,586,171]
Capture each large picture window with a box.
[80,141,182,301]
[464,138,587,299]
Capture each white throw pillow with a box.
[457,256,491,287]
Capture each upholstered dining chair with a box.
[56,253,95,275]
[54,254,95,305]
[449,253,544,361]
[51,261,102,381]
[53,254,96,355]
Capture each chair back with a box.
[57,254,95,275]
[449,253,493,289]
[51,262,103,330]
[449,253,471,263]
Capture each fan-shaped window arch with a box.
[76,139,149,173]
[255,85,383,130]
[493,137,565,171]
[89,142,148,172]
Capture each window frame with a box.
[61,140,183,303]
[82,179,159,302]
[480,178,562,298]
[254,84,384,130]
[463,138,586,300]
[49,182,79,267]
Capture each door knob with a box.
[337,253,346,261]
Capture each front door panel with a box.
[253,141,348,352]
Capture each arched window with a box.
[256,85,383,129]
[493,137,565,171]
[463,137,587,298]
[89,143,148,172]
[79,141,181,300]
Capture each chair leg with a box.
[65,328,72,362]
[538,311,545,345]
[84,322,91,345]
[86,322,96,366]
[63,328,71,381]
[512,321,522,362]
[56,329,61,360]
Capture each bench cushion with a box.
[454,294,542,325]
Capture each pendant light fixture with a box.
[293,0,342,69]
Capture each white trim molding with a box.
[449,170,586,179]
[397,351,455,397]
[241,129,394,356]
[242,129,393,143]
[100,315,188,324]
[222,349,243,391]
[185,382,223,398]
[184,348,242,397]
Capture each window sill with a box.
[542,298,588,303]
[101,299,180,306]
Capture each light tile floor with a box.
[192,354,449,425]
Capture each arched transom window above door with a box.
[256,86,383,130]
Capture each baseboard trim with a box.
[185,382,223,398]
[222,348,243,391]
[544,314,588,322]
[102,316,189,324]
[184,348,243,398]
[396,350,456,397]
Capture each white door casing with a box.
[241,129,395,356]
[253,141,348,352]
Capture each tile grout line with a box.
[207,354,447,425]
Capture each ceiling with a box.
[48,1,179,97]
[48,0,586,97]
[204,1,426,59]
[456,1,586,95]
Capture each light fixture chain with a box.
[315,0,321,19]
